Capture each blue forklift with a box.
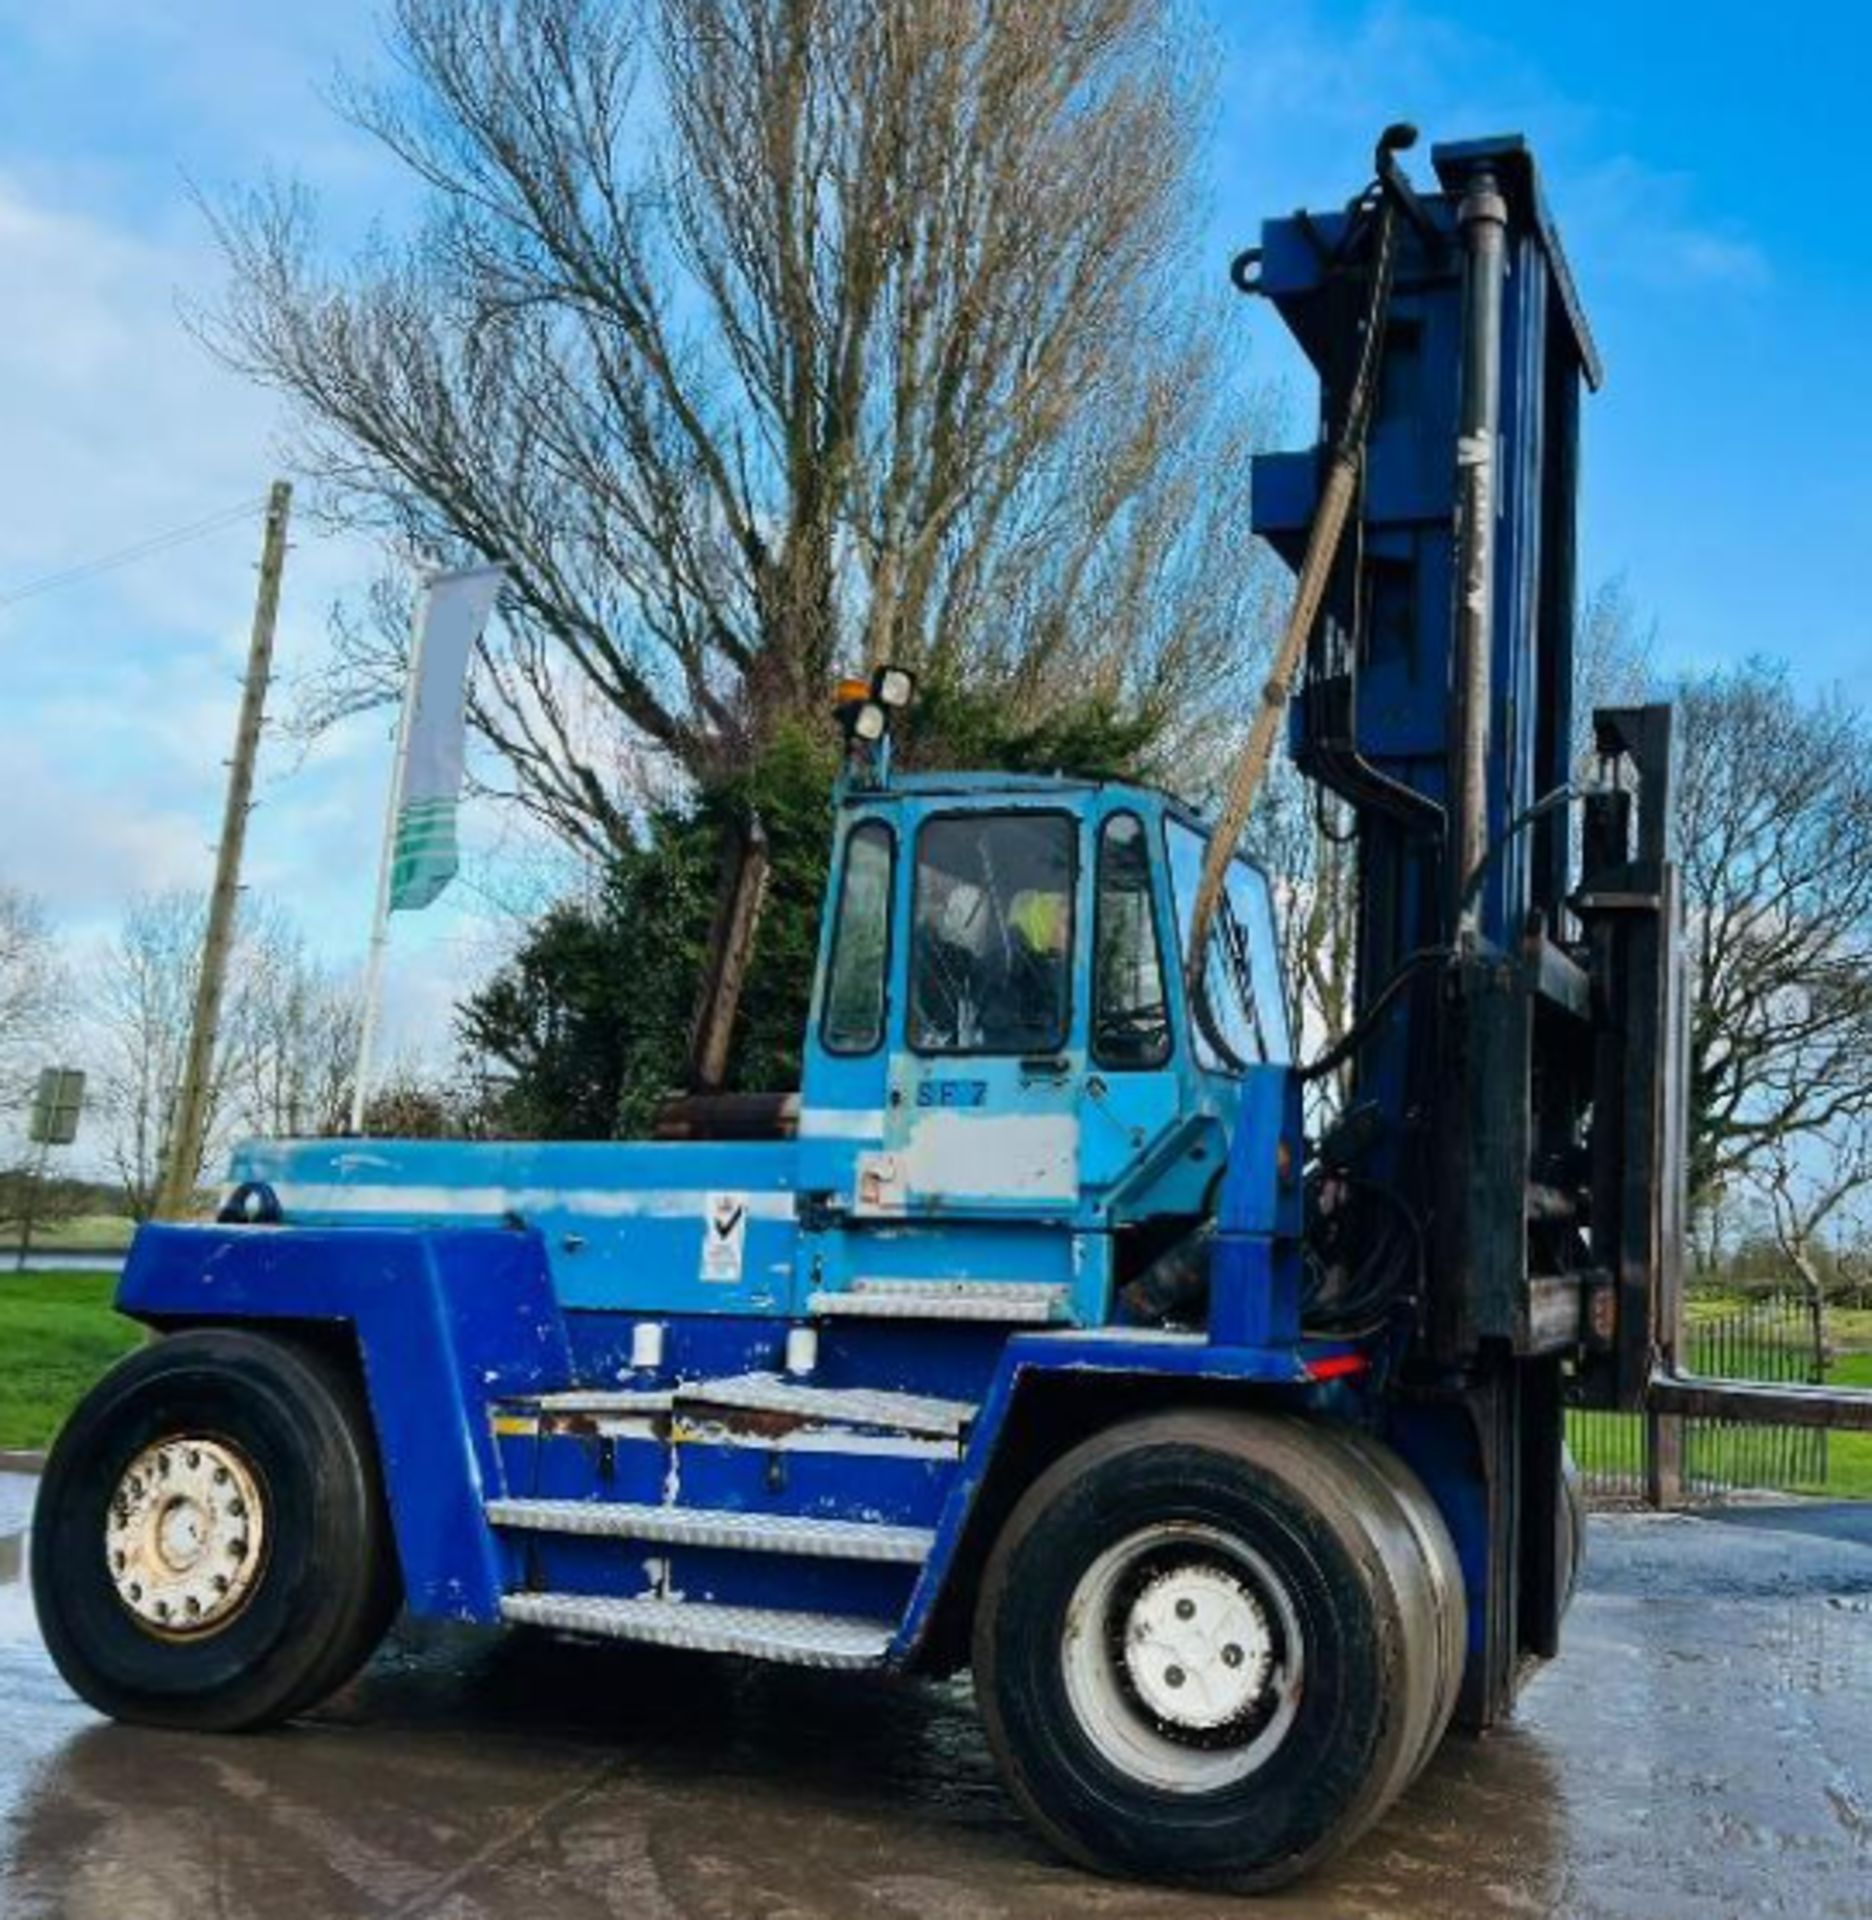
[31,131,1716,1890]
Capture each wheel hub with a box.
[1120,1563,1273,1732]
[1061,1521,1304,1795]
[106,1437,266,1636]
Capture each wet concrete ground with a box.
[2,1468,1869,1919]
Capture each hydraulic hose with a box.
[1186,131,1409,1003]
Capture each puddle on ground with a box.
[0,1493,1867,1918]
[0,1473,37,1644]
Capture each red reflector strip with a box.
[1304,1353,1371,1382]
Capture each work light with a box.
[871,664,915,709]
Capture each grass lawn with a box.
[26,1213,137,1252]
[1684,1292,1872,1354]
[1568,1343,1872,1499]
[1674,1290,1872,1497]
[0,1270,144,1453]
[1809,1351,1872,1498]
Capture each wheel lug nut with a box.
[1223,1643,1244,1668]
[155,1601,171,1621]
[228,1497,246,1518]
[1175,1598,1195,1621]
[213,1575,230,1595]
[213,1467,230,1486]
[112,1550,125,1572]
[228,1538,248,1560]
[186,1449,201,1470]
[1165,1665,1186,1689]
[185,1598,201,1617]
[127,1582,142,1601]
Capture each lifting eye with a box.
[216,1181,282,1226]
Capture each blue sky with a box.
[0,0,1863,1108]
[1212,0,1870,695]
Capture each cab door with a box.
[1074,804,1189,1204]
[869,806,1085,1217]
[796,811,899,1207]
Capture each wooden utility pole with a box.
[154,481,292,1220]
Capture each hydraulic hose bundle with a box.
[1183,124,1418,1022]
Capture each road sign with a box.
[28,1067,86,1146]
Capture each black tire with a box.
[1318,1422,1467,1784]
[972,1409,1464,1893]
[30,1327,400,1732]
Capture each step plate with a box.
[808,1279,1069,1325]
[677,1373,975,1438]
[486,1497,934,1563]
[501,1374,976,1440]
[500,1592,895,1668]
[529,1388,677,1414]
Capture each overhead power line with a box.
[0,497,269,612]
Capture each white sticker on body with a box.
[701,1191,749,1282]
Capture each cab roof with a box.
[838,768,1219,835]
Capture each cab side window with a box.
[822,821,894,1054]
[1164,819,1291,1070]
[1093,813,1171,1067]
[910,813,1074,1053]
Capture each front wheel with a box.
[31,1328,400,1732]
[972,1410,1464,1892]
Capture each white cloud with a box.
[0,165,513,1096]
[1563,154,1770,290]
[0,182,271,599]
[1214,3,1767,300]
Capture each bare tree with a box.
[94,893,217,1218]
[201,0,1260,859]
[236,916,365,1139]
[1240,755,1355,1121]
[1675,659,1872,1210]
[1573,575,1655,767]
[0,883,66,1104]
[1755,1119,1872,1374]
[362,1061,480,1139]
[93,894,366,1216]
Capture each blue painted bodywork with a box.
[120,1222,570,1619]
[111,764,1353,1650]
[117,1219,1361,1643]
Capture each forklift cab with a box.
[795,774,1293,1327]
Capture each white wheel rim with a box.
[1061,1521,1304,1794]
[105,1436,267,1637]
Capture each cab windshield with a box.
[909,812,1075,1054]
[1164,819,1291,1069]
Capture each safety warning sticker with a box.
[700,1191,748,1283]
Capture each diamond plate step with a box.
[501,1373,977,1438]
[486,1498,935,1563]
[675,1373,975,1438]
[500,1592,894,1668]
[529,1388,677,1413]
[807,1279,1070,1324]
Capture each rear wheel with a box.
[972,1409,1463,1892]
[31,1328,400,1732]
